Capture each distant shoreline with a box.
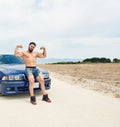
[37,57,120,64]
[37,58,81,64]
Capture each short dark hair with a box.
[29,42,36,47]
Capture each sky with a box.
[0,0,120,59]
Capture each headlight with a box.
[2,74,26,81]
[43,73,49,79]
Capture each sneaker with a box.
[42,94,51,103]
[30,96,37,105]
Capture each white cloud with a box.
[0,0,120,59]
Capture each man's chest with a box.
[23,52,37,60]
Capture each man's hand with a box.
[17,45,23,48]
[14,45,23,57]
[40,46,46,50]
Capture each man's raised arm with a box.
[37,46,47,58]
[14,45,23,57]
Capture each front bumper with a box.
[0,78,51,95]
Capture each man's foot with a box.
[42,94,51,103]
[30,96,37,105]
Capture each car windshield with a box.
[0,55,24,64]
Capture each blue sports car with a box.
[0,54,51,95]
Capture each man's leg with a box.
[36,73,46,95]
[28,74,37,105]
[36,73,51,102]
[28,74,35,96]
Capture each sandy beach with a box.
[0,63,120,127]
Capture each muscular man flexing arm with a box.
[14,44,47,66]
[14,42,51,105]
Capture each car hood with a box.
[0,64,26,76]
[0,64,48,76]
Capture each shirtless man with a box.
[14,42,51,105]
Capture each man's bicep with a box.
[37,52,44,58]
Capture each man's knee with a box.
[28,74,35,84]
[39,76,44,82]
[37,74,44,82]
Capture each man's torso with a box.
[22,51,38,67]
